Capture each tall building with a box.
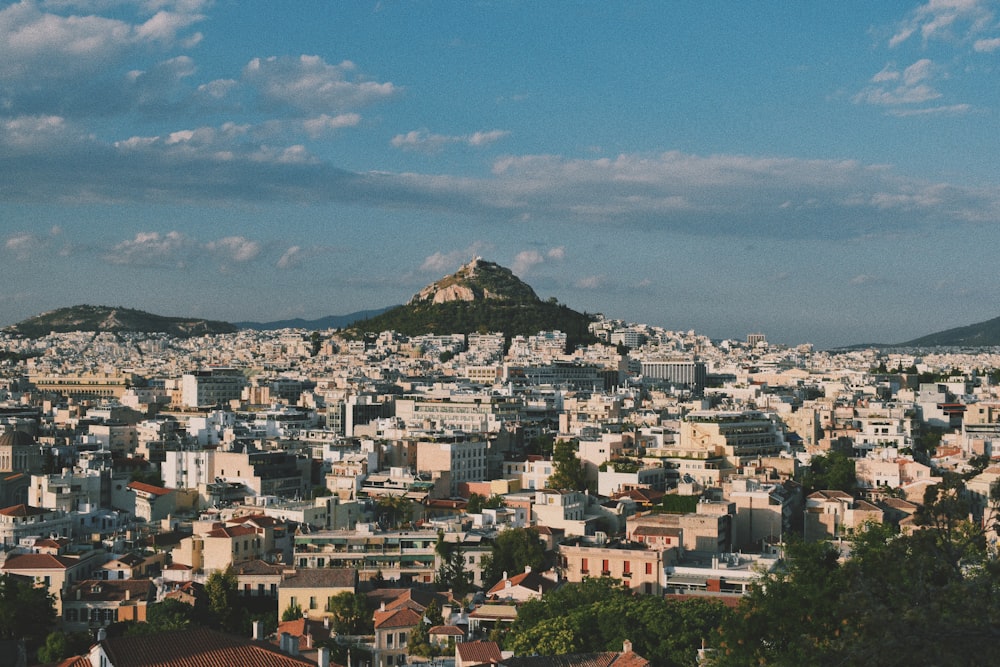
[180,369,246,409]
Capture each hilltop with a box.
[348,258,597,349]
[5,305,237,339]
[896,315,1000,348]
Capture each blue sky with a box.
[3,0,1000,348]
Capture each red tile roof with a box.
[457,640,504,665]
[373,607,422,630]
[98,627,316,667]
[1,553,75,570]
[126,481,173,496]
[0,503,47,517]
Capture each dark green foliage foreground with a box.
[501,577,732,667]
[710,473,1000,667]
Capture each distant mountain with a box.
[897,315,1000,347]
[234,307,397,331]
[346,258,597,349]
[5,305,237,338]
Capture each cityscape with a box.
[5,1,1000,665]
[0,252,999,665]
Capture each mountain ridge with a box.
[4,305,237,339]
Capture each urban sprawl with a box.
[0,318,996,666]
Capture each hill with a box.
[897,315,1000,347]
[5,305,237,339]
[234,307,396,331]
[347,258,597,349]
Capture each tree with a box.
[205,567,240,632]
[326,591,371,635]
[481,527,547,589]
[435,532,473,599]
[799,450,856,495]
[377,494,413,529]
[467,493,506,514]
[505,578,731,666]
[128,598,201,635]
[36,631,91,664]
[711,487,1000,667]
[281,601,303,622]
[547,439,588,492]
[0,573,56,649]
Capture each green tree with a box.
[36,631,90,663]
[205,567,240,632]
[128,598,201,635]
[326,591,371,635]
[711,485,1000,667]
[505,578,731,666]
[435,532,473,599]
[281,601,303,622]
[377,494,413,529]
[547,439,588,491]
[799,450,857,495]
[0,573,56,648]
[481,527,547,589]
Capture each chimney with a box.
[380,601,386,612]
[97,627,107,642]
[252,619,265,641]
[524,565,531,573]
[623,639,633,654]
[305,632,313,649]
[317,647,330,667]
[323,616,330,630]
[502,570,508,581]
[280,632,292,654]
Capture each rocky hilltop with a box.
[410,258,539,305]
[350,258,596,349]
[5,305,237,339]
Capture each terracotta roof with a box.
[429,624,464,636]
[206,524,260,539]
[98,627,316,667]
[373,607,422,630]
[366,587,445,613]
[67,579,154,603]
[500,652,650,667]
[280,568,356,589]
[0,503,47,517]
[1,553,75,570]
[457,640,504,665]
[126,481,173,496]
[236,559,287,576]
[487,569,557,596]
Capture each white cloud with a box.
[547,247,565,260]
[974,36,1000,51]
[391,128,510,153]
[420,244,487,273]
[276,246,302,269]
[205,236,261,263]
[889,0,994,47]
[303,113,361,138]
[575,275,606,289]
[853,59,942,107]
[512,250,544,275]
[467,130,510,146]
[0,1,204,82]
[244,55,397,114]
[106,230,190,267]
[4,233,44,260]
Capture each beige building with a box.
[416,435,489,496]
[172,520,268,574]
[559,541,667,596]
[278,568,357,622]
[804,490,884,541]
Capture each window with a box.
[645,562,653,575]
[581,557,589,574]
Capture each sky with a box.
[2,0,1000,349]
